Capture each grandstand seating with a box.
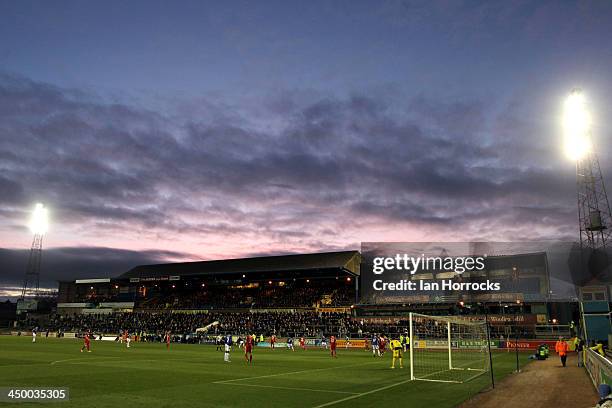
[20,311,358,338]
[18,309,541,340]
[61,279,354,310]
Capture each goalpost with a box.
[409,312,490,383]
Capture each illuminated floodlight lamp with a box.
[563,89,592,161]
[29,203,48,235]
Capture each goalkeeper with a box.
[390,337,403,369]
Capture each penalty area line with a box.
[312,353,504,407]
[50,356,120,365]
[214,361,378,384]
[215,382,359,395]
[311,378,413,408]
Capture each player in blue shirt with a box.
[224,335,233,362]
[372,334,379,357]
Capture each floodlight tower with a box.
[564,89,612,342]
[20,203,48,299]
[564,90,612,260]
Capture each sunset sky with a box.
[1,0,612,291]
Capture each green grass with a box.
[0,337,530,408]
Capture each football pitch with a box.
[0,337,530,407]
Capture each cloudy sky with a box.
[1,0,612,292]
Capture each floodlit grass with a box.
[0,337,530,407]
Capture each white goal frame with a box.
[409,312,490,383]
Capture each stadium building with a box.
[53,249,576,339]
[57,251,361,315]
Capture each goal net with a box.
[409,312,490,383]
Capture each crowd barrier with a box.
[585,348,612,389]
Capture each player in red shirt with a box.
[299,336,306,350]
[244,334,254,364]
[164,331,171,350]
[80,331,91,353]
[123,330,131,348]
[270,334,276,350]
[379,335,386,356]
[330,335,337,358]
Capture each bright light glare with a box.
[29,203,48,235]
[563,89,591,161]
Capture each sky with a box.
[1,0,612,293]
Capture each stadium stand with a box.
[57,251,360,310]
[13,250,588,349]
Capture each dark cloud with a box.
[0,175,24,205]
[0,246,196,288]
[1,72,608,280]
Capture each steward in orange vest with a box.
[555,337,569,367]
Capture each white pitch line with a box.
[50,356,120,365]
[216,382,359,395]
[414,352,503,382]
[311,378,413,408]
[214,361,378,384]
[312,353,505,407]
